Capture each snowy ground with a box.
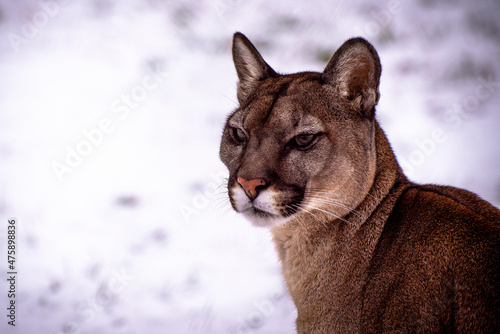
[0,0,499,333]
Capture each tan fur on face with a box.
[221,72,378,227]
[220,33,500,333]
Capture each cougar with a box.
[219,32,500,333]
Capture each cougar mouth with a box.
[230,183,304,227]
[243,207,279,223]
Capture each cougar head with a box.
[220,32,382,227]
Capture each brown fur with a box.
[219,32,500,333]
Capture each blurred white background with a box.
[0,0,499,333]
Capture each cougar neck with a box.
[353,120,408,225]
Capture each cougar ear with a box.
[322,38,381,118]
[232,32,278,103]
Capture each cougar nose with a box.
[237,177,267,200]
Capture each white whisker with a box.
[291,203,327,228]
[285,205,305,228]
[305,189,359,202]
[302,203,351,225]
[305,195,365,220]
[348,174,375,200]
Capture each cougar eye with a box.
[231,127,247,144]
[292,133,318,149]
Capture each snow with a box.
[0,0,499,333]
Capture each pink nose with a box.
[237,177,267,200]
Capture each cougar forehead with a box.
[229,73,339,135]
[247,73,332,117]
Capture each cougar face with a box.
[220,33,381,227]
